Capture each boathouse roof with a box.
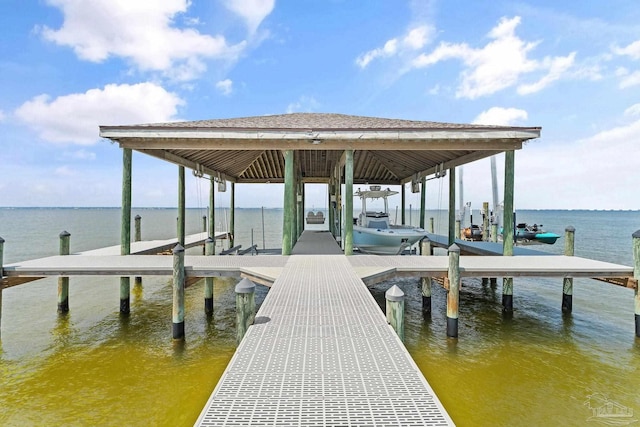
[99,112,540,185]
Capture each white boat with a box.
[353,186,428,255]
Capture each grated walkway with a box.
[195,255,453,426]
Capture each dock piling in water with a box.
[57,231,70,313]
[134,215,142,286]
[633,230,640,337]
[385,285,405,342]
[172,244,185,340]
[235,278,256,343]
[563,226,575,313]
[204,237,214,315]
[420,238,432,317]
[447,244,460,338]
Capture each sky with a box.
[1,0,639,210]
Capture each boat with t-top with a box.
[353,186,428,254]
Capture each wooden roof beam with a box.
[138,149,237,183]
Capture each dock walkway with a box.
[195,254,453,426]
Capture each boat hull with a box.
[353,226,427,255]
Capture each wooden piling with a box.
[420,176,426,230]
[230,182,235,248]
[134,215,142,286]
[204,237,214,315]
[447,244,460,338]
[420,239,432,317]
[57,231,70,313]
[502,151,515,315]
[235,278,256,344]
[178,166,186,246]
[120,148,132,314]
[282,150,294,255]
[562,226,575,313]
[633,230,640,337]
[172,244,185,340]
[455,219,461,239]
[448,168,456,245]
[344,149,354,255]
[482,202,490,242]
[385,285,405,342]
[502,278,513,314]
[429,217,434,234]
[401,184,406,225]
[208,176,216,252]
[491,223,498,243]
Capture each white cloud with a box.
[473,107,528,126]
[517,52,576,95]
[223,0,275,34]
[0,110,5,121]
[412,16,575,99]
[624,103,640,117]
[216,79,234,95]
[356,25,434,68]
[40,0,242,80]
[15,82,183,145]
[286,96,320,113]
[619,70,640,88]
[613,40,640,60]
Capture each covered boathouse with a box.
[99,112,541,257]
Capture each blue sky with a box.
[1,0,639,210]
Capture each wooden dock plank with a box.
[78,231,228,256]
[195,255,454,426]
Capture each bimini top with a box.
[100,112,540,185]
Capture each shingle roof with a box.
[116,112,536,132]
[100,112,541,185]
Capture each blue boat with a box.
[515,223,560,245]
[353,187,428,254]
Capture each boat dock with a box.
[1,230,638,426]
[196,251,453,425]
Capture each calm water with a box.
[1,207,639,426]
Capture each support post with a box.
[502,150,515,315]
[420,238,432,317]
[401,184,406,225]
[178,165,185,246]
[447,244,460,338]
[328,179,335,237]
[455,219,461,239]
[134,215,142,286]
[420,176,426,230]
[482,202,490,242]
[430,217,435,233]
[282,150,294,255]
[209,176,216,254]
[57,231,70,313]
[385,285,405,342]
[632,230,640,337]
[562,226,575,313]
[120,148,132,314]
[235,278,256,343]
[230,182,235,248]
[204,237,214,315]
[298,182,305,238]
[491,223,498,243]
[448,168,456,245]
[344,150,354,255]
[172,244,185,340]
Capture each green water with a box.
[1,208,639,426]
